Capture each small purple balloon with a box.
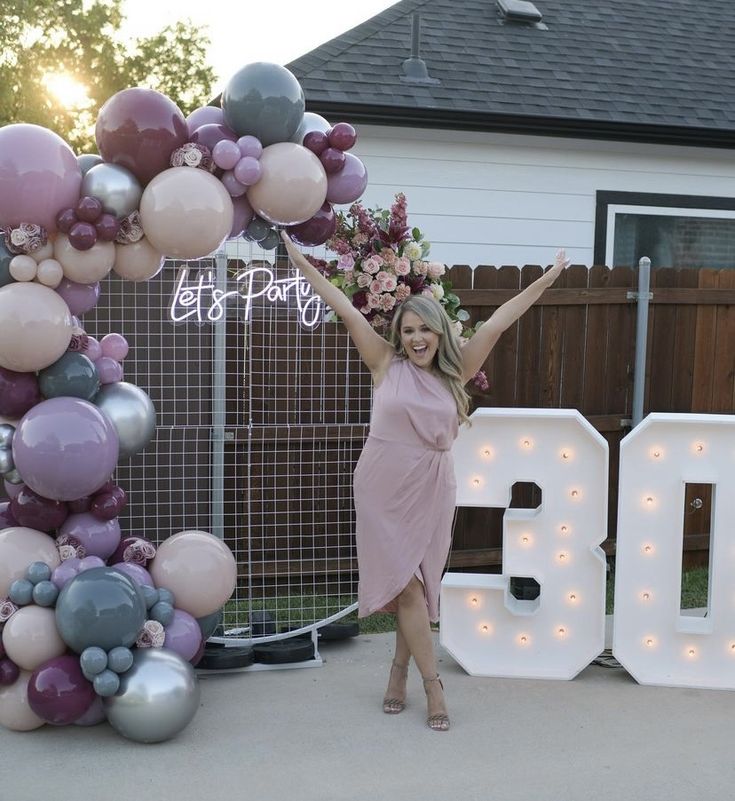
[112,561,153,588]
[69,221,97,251]
[0,366,41,418]
[190,123,237,152]
[100,333,129,361]
[286,202,337,248]
[0,500,17,528]
[212,139,242,170]
[303,131,329,156]
[229,195,254,239]
[95,214,120,242]
[12,397,119,502]
[10,486,68,531]
[55,279,101,317]
[328,122,357,152]
[59,512,121,560]
[85,336,102,362]
[326,153,368,205]
[56,207,77,234]
[320,147,346,175]
[186,105,225,136]
[237,136,263,159]
[28,654,95,725]
[233,156,262,186]
[0,657,20,686]
[220,170,247,197]
[76,196,103,223]
[90,485,127,520]
[73,695,106,726]
[78,555,105,571]
[96,356,123,384]
[164,609,202,661]
[51,557,81,590]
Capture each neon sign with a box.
[169,265,324,329]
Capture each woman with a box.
[282,231,569,731]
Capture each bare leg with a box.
[383,626,410,713]
[396,576,449,731]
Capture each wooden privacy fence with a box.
[447,263,735,571]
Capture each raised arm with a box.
[460,249,570,382]
[281,232,393,376]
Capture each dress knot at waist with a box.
[366,434,451,453]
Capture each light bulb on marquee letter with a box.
[613,413,735,690]
[441,409,608,680]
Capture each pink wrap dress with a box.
[353,357,458,622]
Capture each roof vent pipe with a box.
[497,0,545,25]
[401,14,440,84]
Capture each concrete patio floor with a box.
[2,630,734,801]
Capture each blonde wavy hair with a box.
[389,295,471,425]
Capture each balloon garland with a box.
[0,61,367,742]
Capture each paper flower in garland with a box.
[136,619,166,648]
[3,223,48,255]
[0,598,18,623]
[115,210,145,244]
[170,142,215,172]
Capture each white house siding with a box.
[350,124,735,268]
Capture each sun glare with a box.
[44,72,92,109]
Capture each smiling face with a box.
[399,309,440,370]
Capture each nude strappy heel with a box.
[383,661,408,714]
[423,674,450,731]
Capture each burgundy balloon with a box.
[68,221,97,251]
[0,657,20,686]
[286,202,337,247]
[303,130,329,156]
[68,496,92,514]
[28,654,95,725]
[95,213,120,242]
[190,123,238,152]
[0,366,42,418]
[0,639,5,658]
[95,87,189,185]
[56,207,77,234]
[10,485,69,531]
[0,500,17,528]
[75,196,103,223]
[328,122,357,151]
[320,147,346,175]
[90,485,128,520]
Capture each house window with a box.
[595,192,735,268]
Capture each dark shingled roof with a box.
[286,0,735,147]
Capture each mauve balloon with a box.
[95,88,188,186]
[229,195,254,238]
[320,147,346,175]
[111,561,153,588]
[0,367,41,418]
[0,124,82,232]
[58,512,121,560]
[328,122,357,151]
[189,123,237,152]
[27,654,95,725]
[186,105,224,136]
[163,609,202,661]
[55,278,101,317]
[12,397,119,502]
[9,486,68,531]
[326,152,368,206]
[0,658,20,686]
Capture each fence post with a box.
[629,256,652,427]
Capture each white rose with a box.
[430,283,444,301]
[403,241,422,261]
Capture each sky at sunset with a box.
[120,0,399,91]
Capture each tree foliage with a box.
[0,0,215,151]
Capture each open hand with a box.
[547,248,571,281]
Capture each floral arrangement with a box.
[308,193,489,391]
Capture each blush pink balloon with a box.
[0,124,82,232]
[246,143,327,227]
[0,671,45,731]
[113,237,165,283]
[54,234,115,284]
[100,333,129,361]
[2,606,66,672]
[149,530,237,617]
[140,167,234,260]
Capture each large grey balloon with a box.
[104,648,200,743]
[94,382,156,459]
[0,238,16,288]
[290,112,331,145]
[197,608,223,640]
[55,567,147,652]
[81,163,142,218]
[38,352,100,401]
[222,62,305,146]
[77,154,104,176]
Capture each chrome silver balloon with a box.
[0,424,14,449]
[103,648,200,743]
[81,163,142,218]
[94,382,156,459]
[77,154,104,176]
[3,468,22,484]
[0,450,13,474]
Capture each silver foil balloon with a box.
[81,163,142,218]
[0,424,14,449]
[0,448,13,475]
[103,648,200,743]
[77,154,104,176]
[4,468,22,484]
[94,382,156,459]
[290,112,331,145]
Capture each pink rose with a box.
[377,271,397,292]
[356,272,371,288]
[343,270,355,284]
[421,287,434,297]
[427,261,446,279]
[394,256,411,276]
[380,248,397,267]
[370,279,382,294]
[366,292,381,309]
[378,293,396,312]
[363,255,383,274]
[337,253,355,271]
[395,284,411,301]
[413,260,428,276]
